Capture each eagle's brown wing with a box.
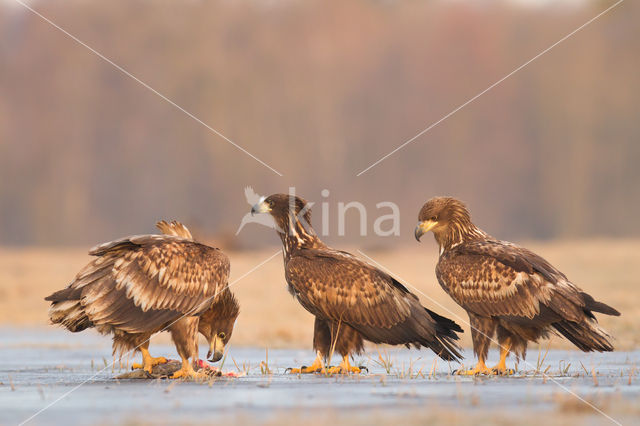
[436,239,617,322]
[46,235,230,333]
[286,249,413,325]
[286,249,462,360]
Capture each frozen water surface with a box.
[1,328,638,425]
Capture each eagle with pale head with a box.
[252,193,463,374]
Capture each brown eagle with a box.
[45,220,238,379]
[414,197,620,375]
[251,194,463,374]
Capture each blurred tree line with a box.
[0,0,638,247]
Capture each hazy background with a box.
[0,0,638,249]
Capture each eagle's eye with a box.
[268,199,275,207]
[431,216,438,221]
[218,332,226,339]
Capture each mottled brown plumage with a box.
[252,194,463,373]
[198,286,240,360]
[45,220,237,378]
[415,197,620,374]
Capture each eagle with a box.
[45,220,238,379]
[251,193,463,374]
[414,197,620,375]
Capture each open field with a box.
[0,239,637,350]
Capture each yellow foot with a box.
[491,365,515,376]
[286,357,326,374]
[132,356,168,373]
[169,366,208,380]
[454,364,492,376]
[325,365,364,375]
[286,364,325,374]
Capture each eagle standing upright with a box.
[45,221,235,379]
[252,193,463,374]
[414,197,620,375]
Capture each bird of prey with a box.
[414,197,620,375]
[45,220,236,379]
[252,193,463,374]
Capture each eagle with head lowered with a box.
[415,197,620,375]
[252,193,463,374]
[45,221,238,379]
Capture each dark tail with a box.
[424,307,464,362]
[552,320,614,352]
[355,303,464,362]
[580,292,621,317]
[426,307,464,335]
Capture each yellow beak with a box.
[207,335,225,363]
[414,220,438,242]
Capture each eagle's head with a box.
[415,197,474,245]
[251,193,313,235]
[198,290,240,363]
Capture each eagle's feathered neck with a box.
[275,211,325,256]
[434,208,488,254]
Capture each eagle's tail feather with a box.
[422,307,464,362]
[426,307,464,334]
[580,292,621,317]
[552,320,614,352]
[46,287,93,332]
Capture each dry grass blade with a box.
[260,348,271,375]
[374,347,394,374]
[429,358,438,379]
[535,344,551,376]
[579,361,590,376]
[231,357,241,373]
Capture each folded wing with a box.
[286,249,462,360]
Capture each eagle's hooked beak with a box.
[251,199,271,216]
[414,220,438,242]
[207,335,225,363]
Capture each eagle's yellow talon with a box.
[456,368,492,376]
[154,356,168,365]
[134,349,169,372]
[287,354,325,374]
[287,365,325,374]
[169,368,188,379]
[324,356,363,375]
[170,371,185,379]
[169,364,207,380]
[490,342,514,375]
[131,349,168,373]
[326,366,342,374]
[455,360,492,376]
[491,365,515,376]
